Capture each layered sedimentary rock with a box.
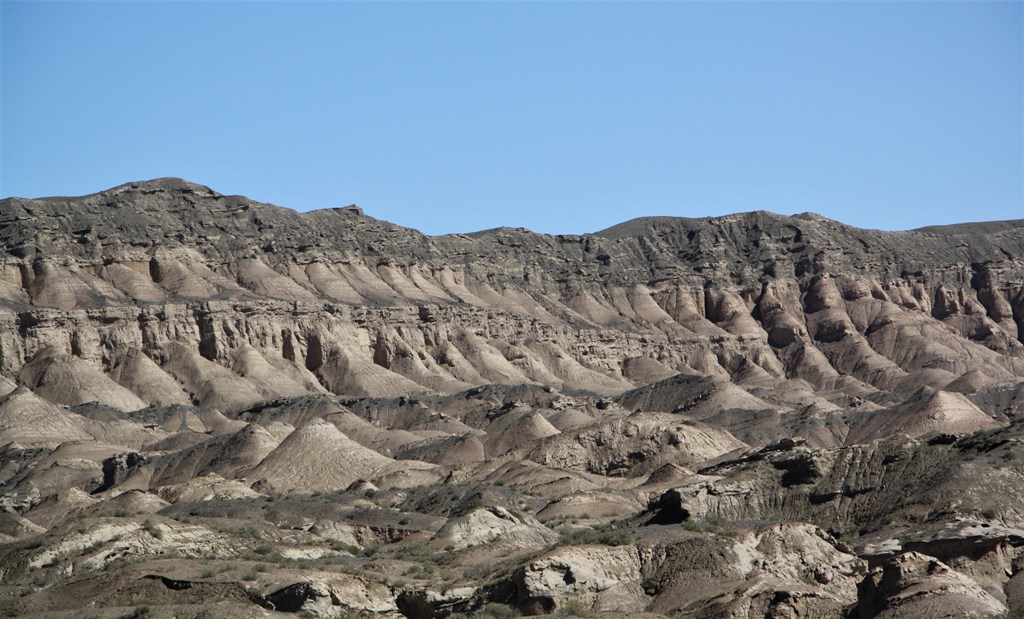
[1,178,1023,618]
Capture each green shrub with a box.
[705,515,727,527]
[126,606,151,619]
[141,519,164,540]
[558,528,633,547]
[460,603,520,618]
[555,599,590,617]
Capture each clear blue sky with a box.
[3,1,1022,235]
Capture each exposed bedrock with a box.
[3,179,1024,618]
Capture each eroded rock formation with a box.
[1,178,1023,617]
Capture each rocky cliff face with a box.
[1,178,1023,618]
[3,179,1023,414]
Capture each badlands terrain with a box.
[0,177,1023,618]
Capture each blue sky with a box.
[3,1,1022,235]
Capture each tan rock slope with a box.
[0,178,1022,617]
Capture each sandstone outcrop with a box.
[1,179,1023,617]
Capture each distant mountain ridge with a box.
[4,178,1024,298]
[0,175,1021,410]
